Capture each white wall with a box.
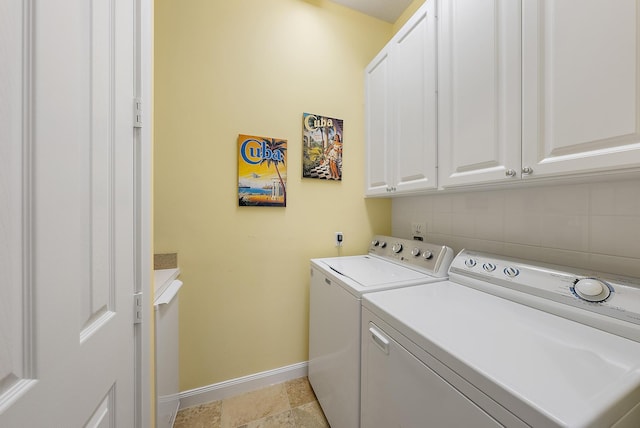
[392,178,640,278]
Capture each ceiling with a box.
[330,0,414,23]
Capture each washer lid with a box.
[363,282,640,427]
[314,255,429,287]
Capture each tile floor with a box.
[173,377,330,428]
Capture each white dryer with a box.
[309,235,453,428]
[361,250,640,427]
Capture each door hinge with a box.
[133,97,143,128]
[134,291,143,324]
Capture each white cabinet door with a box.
[438,0,522,187]
[365,49,393,196]
[365,1,437,196]
[392,1,438,193]
[522,0,640,178]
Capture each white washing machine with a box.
[309,235,454,428]
[361,249,640,427]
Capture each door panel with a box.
[365,51,393,195]
[438,0,521,187]
[361,319,501,428]
[522,0,640,177]
[0,0,136,425]
[0,0,35,408]
[393,2,438,192]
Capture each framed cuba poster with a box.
[302,112,343,180]
[238,134,287,207]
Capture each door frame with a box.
[135,0,153,426]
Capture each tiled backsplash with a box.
[392,178,640,278]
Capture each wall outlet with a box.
[335,232,343,247]
[411,222,427,239]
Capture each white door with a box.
[438,0,522,187]
[365,49,393,196]
[522,0,640,178]
[392,0,438,193]
[0,0,137,426]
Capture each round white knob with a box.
[422,250,433,260]
[392,243,403,253]
[465,258,477,267]
[575,279,604,296]
[574,278,611,302]
[379,241,387,248]
[371,240,379,247]
[411,247,421,257]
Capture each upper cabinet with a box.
[521,0,640,178]
[439,0,640,188]
[366,0,640,195]
[365,1,437,196]
[438,0,522,187]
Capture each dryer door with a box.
[361,315,503,428]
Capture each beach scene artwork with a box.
[238,134,287,207]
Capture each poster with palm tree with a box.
[302,112,343,180]
[238,134,287,207]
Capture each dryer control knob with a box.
[411,247,421,257]
[379,241,387,248]
[464,258,477,268]
[504,267,520,277]
[422,250,433,260]
[371,240,379,247]
[574,278,611,302]
[392,243,403,253]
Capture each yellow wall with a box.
[154,0,393,390]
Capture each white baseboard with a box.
[177,361,309,410]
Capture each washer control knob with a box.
[504,267,520,277]
[392,243,403,253]
[411,247,421,257]
[483,263,496,272]
[422,250,433,260]
[464,258,477,268]
[574,278,611,302]
[371,240,379,247]
[379,241,387,248]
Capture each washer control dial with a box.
[411,247,421,257]
[371,240,379,247]
[573,278,611,302]
[422,250,433,260]
[379,241,387,248]
[504,267,520,278]
[483,263,496,272]
[464,258,477,268]
[392,243,403,254]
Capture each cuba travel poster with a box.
[238,135,287,207]
[302,112,343,180]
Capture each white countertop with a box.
[154,268,181,301]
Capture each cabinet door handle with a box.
[369,325,390,354]
[522,166,533,175]
[505,169,517,177]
